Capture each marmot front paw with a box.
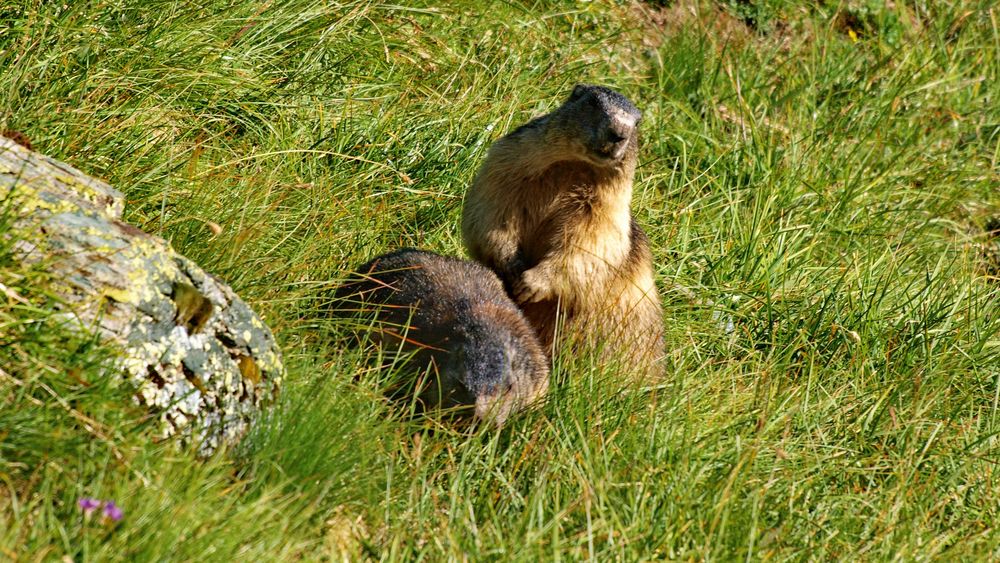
[514,267,554,303]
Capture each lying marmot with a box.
[332,249,549,425]
[461,84,664,377]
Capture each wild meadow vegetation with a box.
[2,0,999,559]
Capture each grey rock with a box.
[0,135,283,455]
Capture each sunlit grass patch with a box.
[2,0,999,559]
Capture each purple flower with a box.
[102,501,124,522]
[78,497,101,515]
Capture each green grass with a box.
[2,0,999,559]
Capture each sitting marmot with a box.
[461,85,664,377]
[332,249,549,425]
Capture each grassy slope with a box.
[2,0,999,559]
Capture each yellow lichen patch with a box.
[185,372,210,396]
[172,282,214,334]
[238,355,261,386]
[102,286,138,305]
[9,189,80,217]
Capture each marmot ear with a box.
[569,84,588,101]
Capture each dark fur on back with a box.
[332,249,549,425]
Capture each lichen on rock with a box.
[1,135,283,455]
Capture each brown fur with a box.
[462,85,665,378]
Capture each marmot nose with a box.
[600,126,631,158]
[607,131,626,144]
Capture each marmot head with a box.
[437,308,549,426]
[547,84,642,169]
